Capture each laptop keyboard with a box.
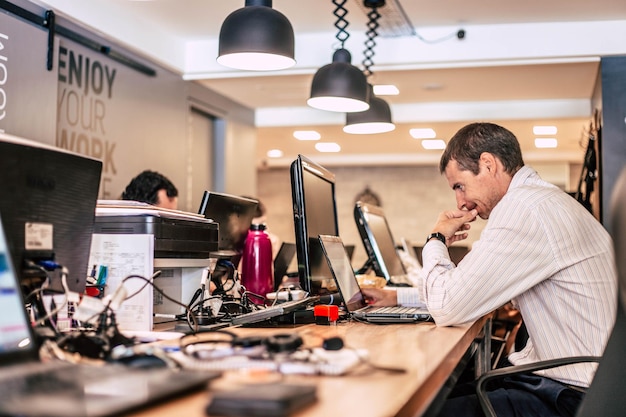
[370,306,421,314]
[0,362,122,398]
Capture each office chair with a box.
[476,167,626,417]
[489,307,524,369]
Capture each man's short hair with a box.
[121,170,178,205]
[440,122,524,175]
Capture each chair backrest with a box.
[576,167,626,417]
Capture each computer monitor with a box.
[197,191,258,265]
[290,155,339,295]
[0,133,102,295]
[354,201,407,283]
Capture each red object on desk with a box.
[85,286,102,298]
[314,305,339,325]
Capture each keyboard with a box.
[231,297,316,326]
[369,306,421,314]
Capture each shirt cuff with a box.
[397,287,425,308]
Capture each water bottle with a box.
[241,223,274,300]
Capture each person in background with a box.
[362,122,617,417]
[121,170,179,210]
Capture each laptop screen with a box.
[318,235,368,313]
[0,215,36,361]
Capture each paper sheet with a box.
[88,234,154,331]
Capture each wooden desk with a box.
[131,316,490,417]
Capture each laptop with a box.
[318,235,432,323]
[197,191,258,266]
[273,242,297,291]
[0,213,221,417]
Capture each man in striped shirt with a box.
[362,122,617,417]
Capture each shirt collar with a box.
[507,165,537,192]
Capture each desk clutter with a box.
[0,139,428,416]
[167,330,364,376]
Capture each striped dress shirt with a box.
[402,166,618,387]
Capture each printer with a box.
[93,200,218,259]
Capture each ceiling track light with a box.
[217,0,296,71]
[307,0,370,113]
[344,0,395,134]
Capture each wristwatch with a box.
[426,232,446,245]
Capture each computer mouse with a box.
[322,336,344,351]
[114,353,168,369]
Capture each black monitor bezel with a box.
[290,155,339,294]
[0,134,102,294]
[353,201,407,282]
[197,191,258,259]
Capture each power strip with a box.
[266,290,307,301]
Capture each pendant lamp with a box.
[308,49,370,112]
[344,84,395,134]
[217,0,295,71]
[344,0,395,134]
[307,0,370,112]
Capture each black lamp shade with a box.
[307,49,370,112]
[344,86,395,134]
[217,0,296,71]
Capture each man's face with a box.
[444,158,502,219]
[156,189,178,210]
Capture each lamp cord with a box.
[332,0,350,48]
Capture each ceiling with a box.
[35,0,626,167]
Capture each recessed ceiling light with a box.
[422,83,444,91]
[293,130,321,140]
[267,149,284,158]
[533,125,558,135]
[373,84,399,96]
[421,139,446,150]
[534,138,558,148]
[410,128,437,139]
[315,142,341,153]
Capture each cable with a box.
[241,289,268,306]
[211,260,238,295]
[123,270,162,300]
[413,29,464,44]
[118,273,200,332]
[33,269,70,329]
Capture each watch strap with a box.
[426,232,446,245]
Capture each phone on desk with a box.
[206,382,317,417]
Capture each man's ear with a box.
[479,152,497,173]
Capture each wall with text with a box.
[0,4,256,213]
